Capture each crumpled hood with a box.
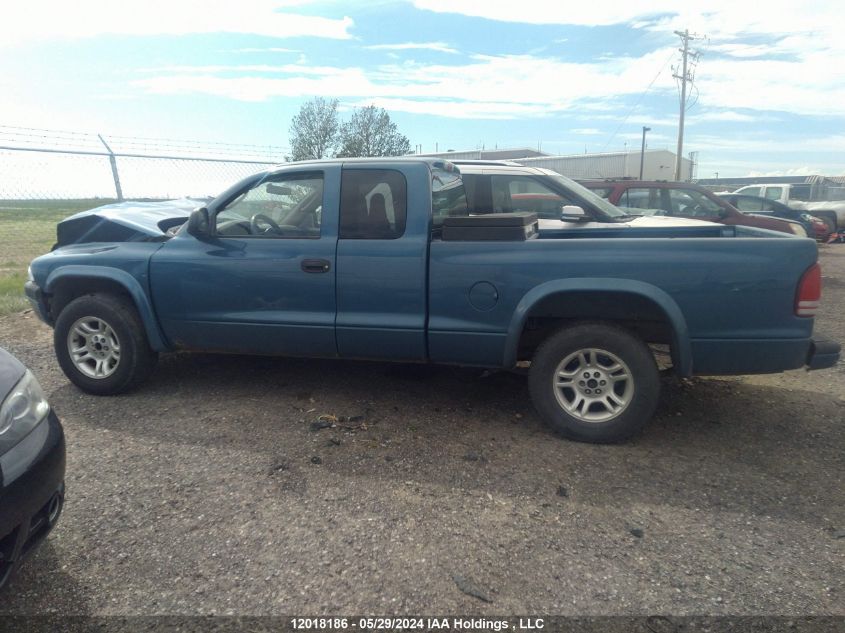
[55,198,208,247]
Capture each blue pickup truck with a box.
[25,159,840,443]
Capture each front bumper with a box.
[807,335,841,370]
[0,410,66,590]
[24,280,52,325]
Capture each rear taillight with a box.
[796,263,821,317]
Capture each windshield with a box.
[545,174,627,218]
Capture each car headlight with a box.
[27,265,34,283]
[0,370,50,453]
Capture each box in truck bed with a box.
[441,212,539,241]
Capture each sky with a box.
[2,0,844,178]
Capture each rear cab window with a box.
[339,169,408,240]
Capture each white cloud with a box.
[135,36,845,121]
[43,0,840,136]
[228,47,301,54]
[365,42,459,54]
[746,166,820,177]
[696,159,845,179]
[342,98,549,119]
[139,64,348,76]
[691,134,845,154]
[686,111,760,123]
[570,128,602,135]
[135,48,682,117]
[411,0,681,26]
[411,0,842,41]
[1,0,353,45]
[707,44,774,59]
[410,0,845,119]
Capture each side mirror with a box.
[560,205,587,221]
[187,207,210,237]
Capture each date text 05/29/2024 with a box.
[290,618,545,630]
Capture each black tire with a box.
[528,323,660,443]
[54,293,158,395]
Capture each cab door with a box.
[150,166,341,357]
[334,163,429,360]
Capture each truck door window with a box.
[490,175,574,219]
[734,197,763,212]
[339,169,407,239]
[765,187,783,201]
[667,188,722,218]
[215,172,323,238]
[740,187,761,197]
[791,185,811,201]
[622,187,663,215]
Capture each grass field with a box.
[0,199,117,315]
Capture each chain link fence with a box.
[0,127,283,314]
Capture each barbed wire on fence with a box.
[0,124,290,161]
[0,124,286,202]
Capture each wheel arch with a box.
[505,278,692,375]
[807,209,840,231]
[44,266,168,352]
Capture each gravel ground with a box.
[0,247,842,616]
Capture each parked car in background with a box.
[579,180,808,237]
[732,183,845,232]
[0,348,65,590]
[719,193,829,241]
[453,161,718,231]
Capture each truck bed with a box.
[427,230,817,375]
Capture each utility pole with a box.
[673,29,702,181]
[639,126,650,180]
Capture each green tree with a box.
[288,97,340,161]
[337,105,411,158]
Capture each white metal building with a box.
[421,148,693,181]
[516,149,692,181]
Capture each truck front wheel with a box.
[528,323,660,443]
[54,293,158,395]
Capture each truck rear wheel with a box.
[54,293,158,395]
[528,323,660,443]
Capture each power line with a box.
[600,47,676,153]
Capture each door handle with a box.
[301,258,331,273]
